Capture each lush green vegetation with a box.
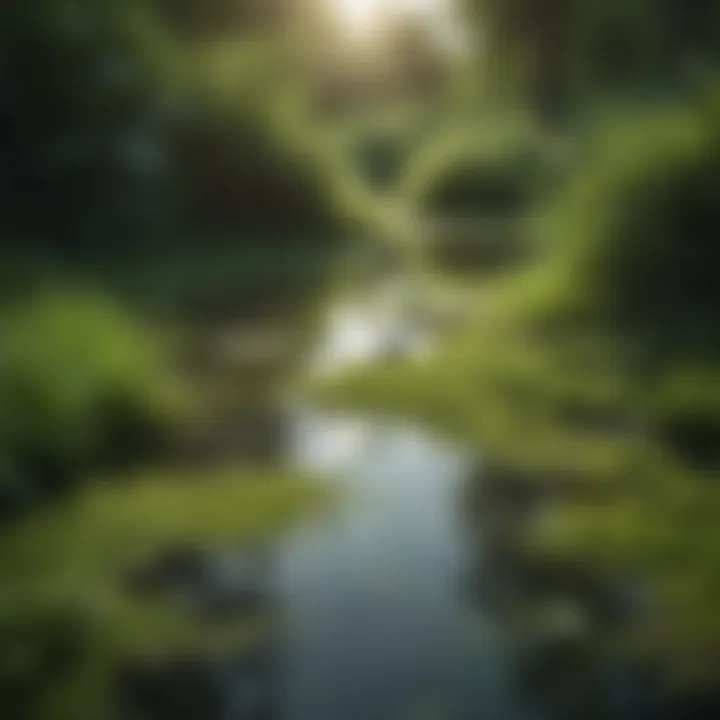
[0,292,192,509]
[315,95,720,681]
[402,119,554,218]
[0,288,330,717]
[4,0,720,713]
[0,467,329,719]
[0,7,344,716]
[465,0,720,122]
[0,0,364,315]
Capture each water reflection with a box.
[121,292,720,720]
[309,283,433,377]
[120,642,279,720]
[121,408,542,720]
[461,464,678,720]
[249,411,719,720]
[275,410,537,720]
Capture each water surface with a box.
[246,293,541,720]
[138,290,654,720]
[273,408,539,720]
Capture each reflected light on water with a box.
[326,0,465,54]
[332,0,387,37]
[315,306,391,367]
[289,411,371,473]
[310,297,431,376]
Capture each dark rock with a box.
[118,657,224,720]
[125,544,273,620]
[125,545,207,595]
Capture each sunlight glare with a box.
[333,0,387,37]
[328,0,464,53]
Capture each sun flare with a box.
[333,0,387,37]
[328,0,463,52]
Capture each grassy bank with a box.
[0,466,331,718]
[312,99,720,684]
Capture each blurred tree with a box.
[153,0,291,39]
[541,100,720,366]
[466,0,720,122]
[0,0,173,254]
[0,0,350,272]
[389,14,451,100]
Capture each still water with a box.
[275,409,536,720]
[223,293,539,720]
[135,290,657,720]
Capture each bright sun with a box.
[331,0,455,39]
[333,0,386,37]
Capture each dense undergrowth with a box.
[0,286,330,718]
[4,0,720,714]
[403,118,559,219]
[0,5,347,715]
[0,468,328,719]
[315,95,720,681]
[0,292,192,509]
[0,0,368,316]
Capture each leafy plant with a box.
[0,292,191,506]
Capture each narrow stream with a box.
[255,291,540,720]
[126,288,659,720]
[274,409,536,720]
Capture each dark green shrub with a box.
[0,293,191,505]
[0,1,172,253]
[153,0,287,39]
[0,0,350,265]
[351,129,413,190]
[543,103,720,364]
[646,368,720,469]
[0,600,103,720]
[421,155,535,217]
[169,102,349,241]
[404,125,556,219]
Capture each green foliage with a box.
[0,0,354,289]
[153,0,288,39]
[0,600,105,720]
[466,0,720,117]
[538,102,720,363]
[421,155,531,217]
[350,127,417,191]
[168,98,349,240]
[0,0,173,251]
[315,100,720,677]
[648,368,720,467]
[529,461,720,682]
[0,467,329,719]
[403,121,556,218]
[0,292,191,505]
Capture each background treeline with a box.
[0,3,348,717]
[0,0,360,512]
[0,0,362,308]
[3,0,720,714]
[466,0,720,122]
